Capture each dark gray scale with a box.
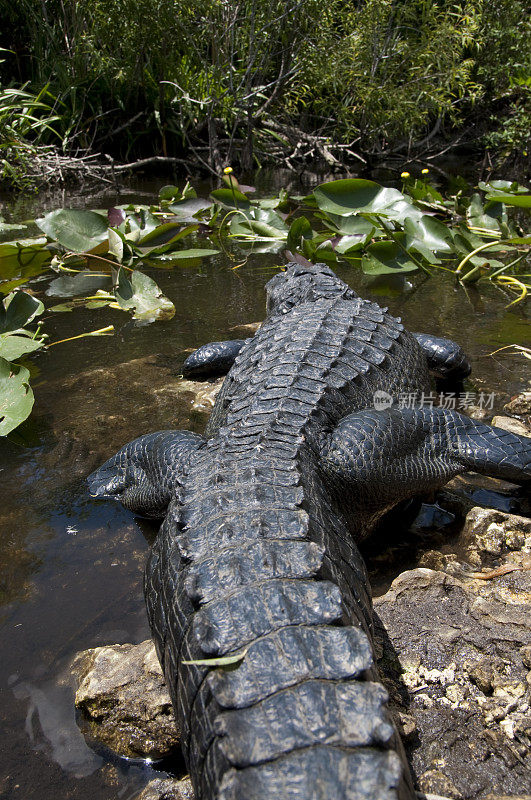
[182,340,249,378]
[413,332,471,380]
[218,748,403,800]
[88,261,531,800]
[208,625,374,709]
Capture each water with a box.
[0,177,529,800]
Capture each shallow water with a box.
[0,177,529,800]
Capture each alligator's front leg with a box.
[412,333,471,380]
[322,407,530,534]
[88,430,205,518]
[182,339,250,378]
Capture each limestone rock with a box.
[491,415,531,437]
[136,777,193,800]
[504,391,531,416]
[375,564,531,799]
[74,639,178,759]
[460,507,531,565]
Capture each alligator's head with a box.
[266,262,357,316]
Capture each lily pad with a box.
[114,268,175,322]
[362,239,420,275]
[46,271,110,298]
[314,179,406,216]
[0,357,34,435]
[210,188,251,210]
[404,215,454,253]
[0,331,45,360]
[1,291,44,332]
[36,208,109,252]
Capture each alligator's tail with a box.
[144,447,416,800]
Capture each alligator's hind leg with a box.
[412,332,471,380]
[88,429,205,518]
[323,407,530,533]
[182,339,250,378]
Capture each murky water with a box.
[0,176,529,800]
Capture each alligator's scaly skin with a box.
[89,263,531,800]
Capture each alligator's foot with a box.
[182,339,250,378]
[323,407,531,530]
[87,430,205,518]
[412,332,471,381]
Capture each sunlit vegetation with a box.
[0,0,529,188]
[0,174,529,433]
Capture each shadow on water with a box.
[0,173,529,800]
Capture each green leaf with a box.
[0,332,45,360]
[335,234,373,254]
[169,198,212,217]
[46,271,110,298]
[322,214,375,238]
[229,207,288,241]
[403,215,454,253]
[362,239,420,275]
[0,357,34,435]
[287,217,313,251]
[149,248,220,261]
[36,209,109,252]
[484,193,531,209]
[114,268,175,321]
[182,648,248,667]
[137,222,196,247]
[0,221,27,234]
[108,228,124,262]
[1,291,44,332]
[210,188,251,210]
[314,179,405,216]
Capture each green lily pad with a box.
[137,222,196,247]
[36,208,109,252]
[322,214,375,238]
[46,271,110,298]
[404,215,454,253]
[362,239,420,275]
[210,188,251,210]
[114,268,175,322]
[466,194,507,232]
[287,217,313,251]
[314,179,406,216]
[149,248,220,261]
[0,357,34,435]
[0,332,45,360]
[0,291,44,332]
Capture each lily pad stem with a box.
[456,239,513,276]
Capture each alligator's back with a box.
[144,265,430,799]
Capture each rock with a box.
[136,777,194,800]
[437,473,530,517]
[491,416,531,437]
[521,645,531,669]
[417,769,463,799]
[460,507,530,565]
[374,564,531,799]
[504,391,531,416]
[73,639,179,759]
[228,321,261,336]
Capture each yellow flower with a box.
[223,166,233,174]
[400,171,410,178]
[421,168,429,174]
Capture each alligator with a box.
[88,262,531,800]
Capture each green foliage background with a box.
[0,0,529,174]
